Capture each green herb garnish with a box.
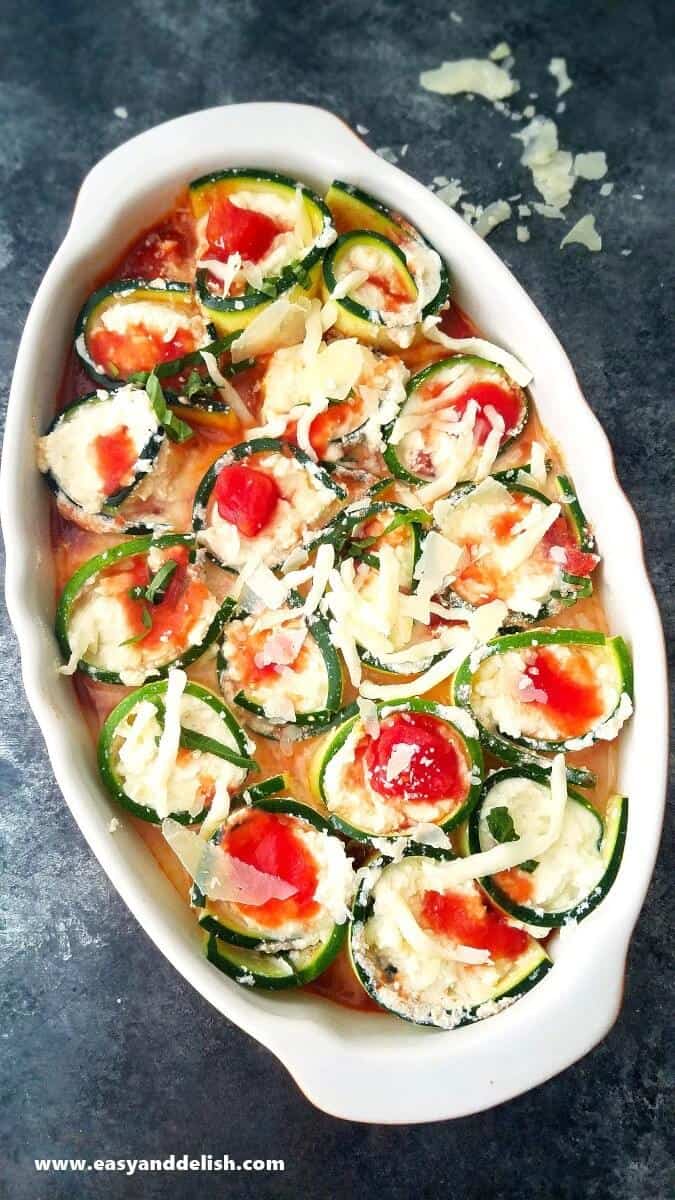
[486,806,538,873]
[146,372,193,443]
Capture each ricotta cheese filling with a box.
[208,810,354,944]
[199,452,337,569]
[93,299,205,347]
[112,690,247,819]
[353,858,531,1028]
[335,237,442,345]
[470,644,621,742]
[391,364,517,495]
[434,477,562,616]
[321,716,470,835]
[220,613,329,721]
[63,551,219,685]
[37,386,160,513]
[478,775,606,914]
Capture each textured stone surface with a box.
[1,0,673,1196]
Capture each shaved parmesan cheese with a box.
[162,819,298,902]
[574,152,608,181]
[386,743,417,783]
[198,253,242,295]
[489,42,511,62]
[490,501,560,574]
[420,58,518,101]
[296,393,331,460]
[199,777,232,842]
[600,182,614,197]
[302,542,335,617]
[560,214,602,252]
[262,692,298,724]
[413,530,464,607]
[200,351,255,426]
[468,599,508,642]
[422,316,533,387]
[330,269,369,300]
[417,401,479,504]
[472,200,512,239]
[473,406,505,480]
[357,696,380,739]
[360,634,474,701]
[548,57,573,97]
[230,296,309,363]
[529,440,547,485]
[516,225,531,243]
[152,669,187,819]
[533,202,565,220]
[514,118,576,210]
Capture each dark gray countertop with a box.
[1,1,673,1196]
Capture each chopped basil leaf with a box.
[486,805,518,844]
[184,370,215,401]
[519,859,539,874]
[146,371,193,443]
[145,560,178,604]
[119,604,153,646]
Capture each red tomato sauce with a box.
[206,197,283,263]
[222,808,320,928]
[94,426,138,496]
[214,463,280,537]
[421,888,529,960]
[363,711,468,803]
[523,646,605,738]
[88,324,197,378]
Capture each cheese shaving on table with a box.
[360,633,475,701]
[513,118,576,211]
[200,351,254,426]
[420,58,518,101]
[574,152,608,181]
[560,214,602,252]
[151,669,187,820]
[472,200,512,239]
[422,316,532,387]
[548,57,573,97]
[162,819,298,902]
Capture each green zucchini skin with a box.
[382,355,529,486]
[40,390,166,531]
[55,533,232,685]
[432,476,595,630]
[75,279,199,388]
[97,679,253,824]
[218,605,345,731]
[197,797,350,972]
[464,765,628,927]
[348,843,552,1027]
[192,437,347,569]
[189,168,334,334]
[452,628,633,788]
[323,230,418,322]
[311,697,484,844]
[324,179,451,317]
[206,922,347,990]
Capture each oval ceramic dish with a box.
[1,103,667,1124]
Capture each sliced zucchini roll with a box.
[191,798,353,960]
[431,475,599,626]
[349,844,551,1028]
[311,698,483,842]
[75,279,206,387]
[98,676,255,824]
[193,437,345,571]
[37,385,165,533]
[218,604,344,734]
[384,356,528,499]
[258,335,408,461]
[189,168,335,335]
[56,534,228,686]
[322,229,448,351]
[465,767,628,927]
[452,628,634,760]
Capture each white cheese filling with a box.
[37,386,160,513]
[198,452,336,570]
[321,717,469,835]
[470,644,620,742]
[62,558,219,685]
[335,237,442,345]
[478,775,606,914]
[354,858,530,1028]
[113,689,246,819]
[220,613,329,721]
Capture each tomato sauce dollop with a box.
[223,809,319,928]
[88,324,196,378]
[214,463,280,537]
[542,517,599,577]
[206,197,282,264]
[94,426,138,496]
[121,547,210,650]
[522,646,605,738]
[364,712,467,803]
[421,888,529,960]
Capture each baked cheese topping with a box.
[220,612,330,723]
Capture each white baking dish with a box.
[1,103,667,1124]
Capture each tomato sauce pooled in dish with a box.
[364,711,468,803]
[222,808,319,928]
[421,888,529,960]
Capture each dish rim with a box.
[1,101,668,1124]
